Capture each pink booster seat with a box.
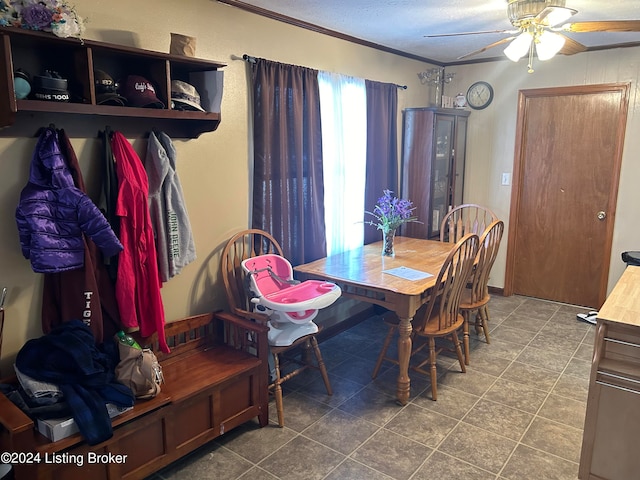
[242,254,341,346]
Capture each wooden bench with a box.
[0,311,269,480]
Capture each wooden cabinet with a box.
[0,28,225,138]
[579,266,640,480]
[400,107,469,239]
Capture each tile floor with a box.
[149,295,595,480]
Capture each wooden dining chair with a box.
[372,233,479,401]
[220,229,332,427]
[440,204,498,243]
[460,220,504,364]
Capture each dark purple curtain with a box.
[364,80,399,245]
[251,58,326,266]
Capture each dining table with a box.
[294,236,455,405]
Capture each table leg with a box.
[396,315,412,405]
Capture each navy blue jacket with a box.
[15,320,135,445]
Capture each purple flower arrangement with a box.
[365,189,419,233]
[0,0,85,39]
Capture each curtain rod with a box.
[241,54,407,89]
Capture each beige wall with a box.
[1,0,638,374]
[0,0,436,373]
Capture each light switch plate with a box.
[501,172,511,186]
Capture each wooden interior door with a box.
[505,84,629,309]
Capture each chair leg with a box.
[372,325,396,379]
[462,310,470,366]
[310,336,332,396]
[474,311,483,335]
[428,337,438,401]
[479,305,491,343]
[301,339,313,364]
[452,331,466,373]
[272,352,285,428]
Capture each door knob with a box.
[597,211,606,221]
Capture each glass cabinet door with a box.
[400,107,469,241]
[452,115,467,207]
[429,115,455,238]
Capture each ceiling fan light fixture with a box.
[504,31,533,61]
[507,0,566,25]
[541,6,576,26]
[535,30,566,60]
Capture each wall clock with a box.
[466,81,494,110]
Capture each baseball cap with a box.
[118,75,165,109]
[33,70,70,102]
[14,68,32,100]
[170,80,204,112]
[94,70,127,106]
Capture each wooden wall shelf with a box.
[0,28,226,138]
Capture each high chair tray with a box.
[260,280,341,312]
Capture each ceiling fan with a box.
[426,0,640,73]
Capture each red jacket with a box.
[111,131,169,353]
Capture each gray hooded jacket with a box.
[145,131,196,282]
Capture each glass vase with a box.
[382,228,396,257]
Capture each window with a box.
[318,72,367,255]
[250,58,397,263]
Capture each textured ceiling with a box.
[223,0,640,64]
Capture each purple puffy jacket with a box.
[15,128,123,273]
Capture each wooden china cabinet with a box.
[400,107,470,239]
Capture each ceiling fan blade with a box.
[562,20,640,33]
[457,37,516,60]
[425,29,516,38]
[558,34,588,55]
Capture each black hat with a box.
[94,70,127,106]
[33,70,69,102]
